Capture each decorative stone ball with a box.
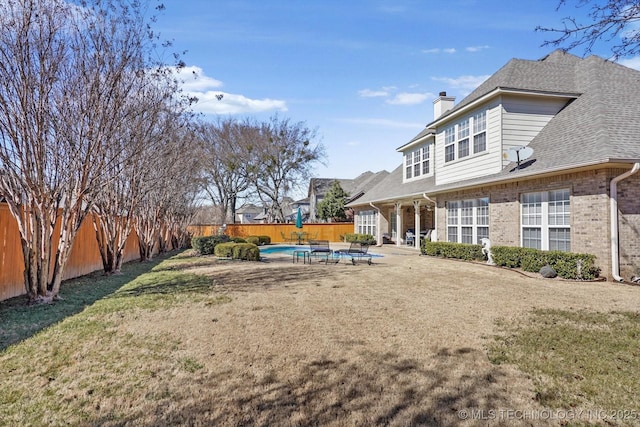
[540,265,558,278]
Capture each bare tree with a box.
[0,0,160,302]
[538,0,640,59]
[251,115,325,222]
[133,117,200,261]
[195,117,259,224]
[92,70,181,274]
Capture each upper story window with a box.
[404,144,432,181]
[444,110,488,163]
[473,111,487,153]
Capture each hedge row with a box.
[342,233,376,245]
[214,242,261,261]
[421,241,485,261]
[421,241,600,280]
[490,246,600,280]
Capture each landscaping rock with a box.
[540,265,557,278]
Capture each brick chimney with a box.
[433,91,455,120]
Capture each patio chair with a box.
[309,239,334,264]
[405,231,415,246]
[335,242,372,265]
[280,231,294,243]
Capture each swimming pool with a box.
[259,245,382,258]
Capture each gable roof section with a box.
[350,51,640,205]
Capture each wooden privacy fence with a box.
[188,223,355,243]
[0,203,140,302]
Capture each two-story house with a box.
[348,50,640,282]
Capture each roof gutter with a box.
[610,162,640,282]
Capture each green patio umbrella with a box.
[295,207,303,228]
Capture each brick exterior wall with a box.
[433,168,640,281]
[618,172,640,280]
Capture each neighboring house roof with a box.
[309,170,390,201]
[350,50,640,205]
[236,204,262,214]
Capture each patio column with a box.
[413,200,421,250]
[394,202,403,247]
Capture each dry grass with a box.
[2,245,640,426]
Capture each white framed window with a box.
[444,127,455,163]
[357,209,377,236]
[457,118,469,159]
[473,111,487,153]
[446,198,489,244]
[422,145,430,175]
[521,189,570,251]
[446,201,459,242]
[404,144,432,180]
[443,110,488,163]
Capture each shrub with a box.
[258,235,271,245]
[230,237,247,243]
[421,241,485,261]
[245,236,260,245]
[191,235,230,255]
[491,245,600,280]
[422,242,600,280]
[343,233,376,245]
[214,242,260,261]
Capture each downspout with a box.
[423,193,436,241]
[369,202,383,246]
[610,162,640,282]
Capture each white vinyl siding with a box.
[521,189,570,251]
[446,198,489,244]
[435,101,501,185]
[501,95,569,167]
[435,95,572,186]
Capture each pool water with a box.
[259,245,307,255]
[259,245,382,258]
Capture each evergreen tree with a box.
[317,181,348,222]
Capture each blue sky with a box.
[154,1,639,196]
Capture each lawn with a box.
[1,247,640,426]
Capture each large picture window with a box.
[446,198,489,244]
[357,210,377,237]
[521,189,570,251]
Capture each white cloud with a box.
[618,56,640,70]
[422,48,457,54]
[174,66,223,92]
[386,92,432,105]
[358,88,389,97]
[192,92,287,115]
[432,74,491,91]
[174,65,287,114]
[466,45,490,52]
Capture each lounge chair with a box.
[335,242,372,265]
[309,239,333,264]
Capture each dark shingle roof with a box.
[351,50,640,205]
